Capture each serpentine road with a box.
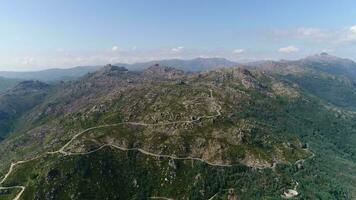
[0,89,313,200]
[0,89,225,200]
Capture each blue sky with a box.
[1,0,356,70]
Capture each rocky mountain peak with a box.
[303,53,352,63]
[92,64,128,77]
[144,64,185,79]
[102,64,128,72]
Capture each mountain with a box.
[0,59,355,199]
[246,53,356,109]
[0,76,22,94]
[0,66,102,82]
[0,58,236,84]
[298,53,356,80]
[117,57,238,72]
[0,80,50,139]
[0,58,236,83]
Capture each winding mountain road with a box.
[0,186,25,200]
[0,89,225,200]
[0,88,314,200]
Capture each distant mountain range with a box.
[3,54,356,101]
[116,57,237,72]
[0,58,237,83]
[245,53,356,108]
[0,66,103,82]
[0,54,356,199]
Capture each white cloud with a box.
[322,49,334,53]
[20,56,35,65]
[350,25,356,33]
[171,46,184,52]
[295,27,328,41]
[274,27,330,42]
[339,25,356,43]
[0,47,271,70]
[232,49,245,54]
[278,46,299,53]
[112,46,119,52]
[276,25,356,45]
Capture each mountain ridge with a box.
[0,55,355,199]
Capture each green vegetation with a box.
[0,188,21,200]
[0,76,21,94]
[0,80,49,139]
[0,148,316,199]
[0,61,355,199]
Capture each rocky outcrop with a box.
[143,64,185,79]
[98,64,128,76]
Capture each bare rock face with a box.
[143,64,185,79]
[99,64,128,76]
[228,188,238,200]
[233,68,264,90]
[282,189,299,198]
[241,153,272,169]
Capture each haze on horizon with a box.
[1,0,356,71]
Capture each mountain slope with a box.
[117,57,237,72]
[247,54,356,109]
[0,80,50,140]
[0,58,236,83]
[298,53,356,81]
[0,63,355,199]
[0,66,102,82]
[0,77,22,94]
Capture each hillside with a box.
[0,61,355,199]
[246,53,356,109]
[0,66,102,82]
[0,58,237,84]
[0,77,22,94]
[116,57,237,72]
[0,80,50,140]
